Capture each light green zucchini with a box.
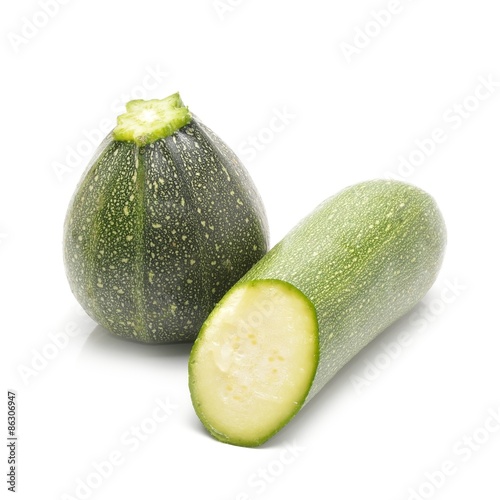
[189,180,446,446]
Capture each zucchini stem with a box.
[113,92,192,146]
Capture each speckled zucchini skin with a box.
[63,117,269,343]
[240,180,446,402]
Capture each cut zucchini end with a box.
[188,279,319,447]
[113,92,192,146]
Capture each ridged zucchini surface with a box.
[64,93,268,343]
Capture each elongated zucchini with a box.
[63,93,268,343]
[189,180,446,446]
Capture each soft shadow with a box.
[79,324,193,362]
[260,302,427,449]
[187,411,214,439]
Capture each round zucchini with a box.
[63,93,269,343]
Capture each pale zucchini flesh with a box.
[189,180,447,446]
[189,280,318,446]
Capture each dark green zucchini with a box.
[63,93,268,343]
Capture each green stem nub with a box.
[113,92,192,146]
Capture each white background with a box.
[2,1,500,499]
